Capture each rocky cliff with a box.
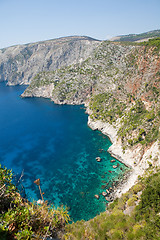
[0,36,100,85]
[21,38,160,195]
[21,41,135,103]
[21,39,160,149]
[1,36,160,196]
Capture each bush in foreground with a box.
[0,165,70,239]
[63,170,160,240]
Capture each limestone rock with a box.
[0,36,100,85]
[102,192,107,197]
[94,194,100,199]
[110,159,116,163]
[112,165,118,169]
[96,157,102,162]
[105,197,111,202]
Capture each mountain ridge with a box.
[0,35,100,85]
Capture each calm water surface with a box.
[0,82,127,221]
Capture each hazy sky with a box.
[0,0,160,48]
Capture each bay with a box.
[0,82,127,221]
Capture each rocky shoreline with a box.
[21,86,160,200]
[21,83,160,200]
[87,115,160,199]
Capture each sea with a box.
[0,82,127,221]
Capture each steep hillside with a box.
[22,39,160,115]
[63,168,160,240]
[0,36,100,85]
[22,38,160,195]
[22,41,135,103]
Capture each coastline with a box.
[21,85,160,199]
[87,115,160,199]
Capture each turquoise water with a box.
[0,82,127,221]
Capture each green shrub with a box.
[127,198,136,207]
[63,171,160,240]
[0,165,70,239]
[136,172,160,219]
[132,183,143,194]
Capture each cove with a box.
[0,82,127,221]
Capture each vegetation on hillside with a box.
[114,30,160,42]
[1,165,159,240]
[63,168,160,240]
[24,38,160,149]
[118,99,160,147]
[89,39,160,149]
[89,93,126,124]
[0,165,70,239]
[140,37,160,53]
[23,41,135,103]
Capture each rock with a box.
[94,194,100,199]
[102,192,108,197]
[37,199,44,205]
[1,36,100,86]
[106,189,110,194]
[96,157,101,162]
[123,206,135,216]
[99,149,104,152]
[110,159,116,163]
[113,165,118,169]
[105,197,111,202]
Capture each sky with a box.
[0,0,160,49]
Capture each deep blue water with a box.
[0,82,127,221]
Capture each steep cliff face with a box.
[22,42,135,103]
[0,36,100,85]
[1,36,160,165]
[22,40,160,107]
[22,39,160,165]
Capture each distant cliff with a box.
[0,36,100,85]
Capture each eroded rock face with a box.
[0,36,100,85]
[21,41,135,104]
[21,83,55,99]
